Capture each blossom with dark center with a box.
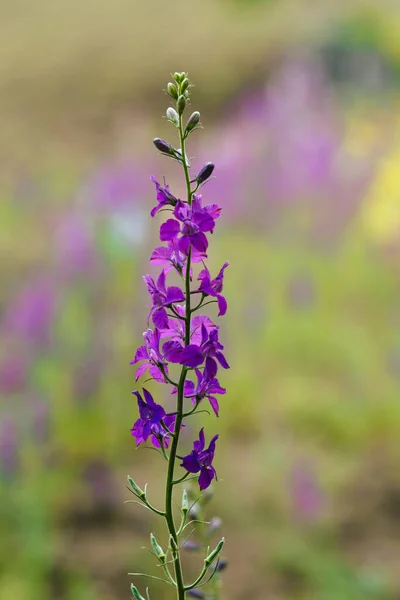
[184,368,226,416]
[181,428,218,490]
[150,239,206,275]
[164,324,229,377]
[159,199,216,254]
[198,261,229,316]
[130,328,168,382]
[150,176,178,217]
[131,388,166,446]
[143,269,185,329]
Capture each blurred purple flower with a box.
[55,213,96,276]
[86,162,147,211]
[0,354,27,393]
[290,460,324,523]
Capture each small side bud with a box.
[153,138,173,155]
[182,489,189,515]
[167,82,178,100]
[166,107,179,125]
[169,534,179,554]
[177,95,186,115]
[150,533,166,562]
[185,111,200,135]
[204,537,225,567]
[131,584,146,600]
[196,162,215,184]
[127,476,146,500]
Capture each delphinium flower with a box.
[127,73,228,600]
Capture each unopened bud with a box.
[204,538,225,567]
[153,138,173,155]
[185,111,200,135]
[177,95,186,115]
[167,82,178,100]
[182,489,189,515]
[127,476,146,500]
[174,72,186,84]
[166,107,179,125]
[150,533,165,562]
[131,584,146,600]
[196,162,215,185]
[180,78,189,94]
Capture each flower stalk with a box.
[128,72,229,600]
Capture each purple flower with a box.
[150,239,206,275]
[181,428,218,490]
[150,176,178,217]
[143,269,185,328]
[159,196,220,254]
[131,388,166,446]
[164,324,229,377]
[198,262,229,316]
[184,368,226,417]
[130,329,168,382]
[160,306,216,345]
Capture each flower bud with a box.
[174,72,186,84]
[182,489,189,515]
[177,95,186,115]
[167,82,178,100]
[166,107,179,125]
[169,534,178,554]
[187,590,206,599]
[127,476,146,500]
[150,533,166,562]
[153,138,173,155]
[180,78,189,94]
[185,111,200,135]
[131,584,146,600]
[204,537,225,567]
[196,162,215,185]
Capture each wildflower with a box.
[159,199,217,254]
[181,428,218,490]
[131,389,166,446]
[198,261,229,316]
[150,239,206,274]
[143,269,185,328]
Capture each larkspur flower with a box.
[159,195,221,254]
[198,261,229,316]
[184,368,226,417]
[181,428,218,490]
[143,269,185,329]
[130,328,168,382]
[159,306,216,345]
[150,176,178,217]
[164,324,229,377]
[131,388,166,446]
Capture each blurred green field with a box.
[2,1,400,600]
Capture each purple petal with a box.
[204,357,218,379]
[143,274,157,295]
[149,365,167,383]
[217,294,227,316]
[142,388,156,406]
[156,269,167,294]
[208,396,219,417]
[153,307,169,329]
[183,380,196,397]
[216,351,230,369]
[195,428,205,452]
[130,345,147,365]
[199,466,215,490]
[181,453,201,474]
[193,211,215,233]
[160,219,180,241]
[190,232,208,253]
[180,345,204,368]
[165,286,185,304]
[150,246,171,266]
[163,340,184,363]
[134,362,149,381]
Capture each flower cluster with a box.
[130,73,229,494]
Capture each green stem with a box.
[163,107,193,600]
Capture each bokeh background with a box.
[2,1,400,599]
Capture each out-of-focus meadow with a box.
[2,1,400,599]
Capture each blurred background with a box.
[2,0,400,599]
